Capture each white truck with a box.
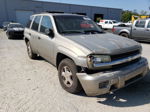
[97,20,123,29]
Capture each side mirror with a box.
[45,28,54,38]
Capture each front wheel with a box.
[58,59,82,94]
[6,32,11,39]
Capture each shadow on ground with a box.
[97,71,150,107]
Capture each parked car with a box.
[2,22,11,31]
[24,13,148,96]
[97,19,123,29]
[112,19,150,42]
[6,23,24,39]
[124,21,132,26]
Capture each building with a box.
[0,0,122,26]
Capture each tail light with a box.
[100,20,104,22]
[112,27,115,32]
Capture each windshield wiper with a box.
[84,30,103,34]
[61,30,85,34]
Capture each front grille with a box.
[111,58,140,69]
[111,50,140,61]
[14,31,24,35]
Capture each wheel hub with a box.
[61,66,73,87]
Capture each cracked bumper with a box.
[77,57,148,96]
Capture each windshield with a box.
[54,15,103,34]
[9,24,24,28]
[3,22,10,26]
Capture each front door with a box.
[37,16,54,62]
[132,20,146,40]
[144,20,150,41]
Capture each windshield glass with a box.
[54,15,103,34]
[9,24,24,28]
[3,22,10,26]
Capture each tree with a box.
[121,9,149,22]
[140,10,148,15]
[121,10,132,22]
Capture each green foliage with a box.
[96,17,102,22]
[121,11,132,22]
[121,10,149,22]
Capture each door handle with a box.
[133,28,136,30]
[38,37,41,40]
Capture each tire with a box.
[6,32,11,39]
[120,33,129,38]
[58,58,82,94]
[8,35,12,39]
[26,41,37,59]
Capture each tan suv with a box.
[24,13,148,96]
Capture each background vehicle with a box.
[112,18,150,42]
[2,22,11,31]
[97,19,123,29]
[24,13,148,96]
[6,23,24,39]
[124,21,132,26]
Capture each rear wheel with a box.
[58,59,82,94]
[26,41,37,59]
[120,33,129,38]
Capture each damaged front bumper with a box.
[77,57,148,96]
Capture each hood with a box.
[12,27,24,31]
[65,33,141,55]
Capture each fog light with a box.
[99,81,109,89]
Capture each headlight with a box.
[87,55,111,68]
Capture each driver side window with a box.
[147,21,150,28]
[40,16,53,34]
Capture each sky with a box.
[37,0,150,13]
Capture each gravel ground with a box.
[0,30,150,112]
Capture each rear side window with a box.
[31,16,41,31]
[135,21,146,28]
[40,16,53,34]
[26,16,34,28]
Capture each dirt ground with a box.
[0,30,150,112]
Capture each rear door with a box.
[36,16,54,62]
[108,21,113,29]
[131,20,146,40]
[103,20,109,29]
[29,16,42,53]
